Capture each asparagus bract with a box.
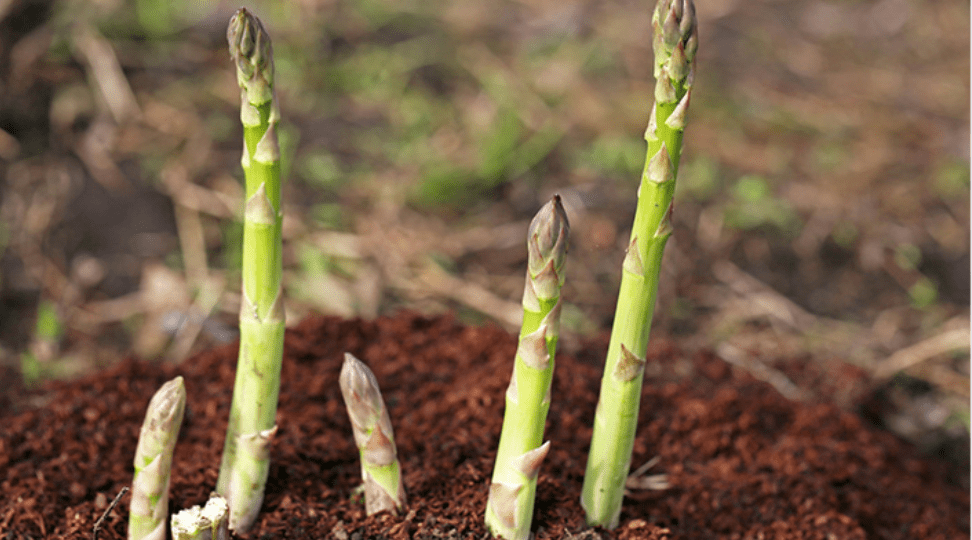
[129,376,187,540]
[339,353,407,515]
[170,494,230,540]
[216,8,285,533]
[486,196,569,540]
[581,0,696,529]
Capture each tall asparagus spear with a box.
[216,8,285,532]
[129,376,187,540]
[581,0,697,529]
[339,353,407,515]
[485,196,569,540]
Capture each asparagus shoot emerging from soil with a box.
[485,196,569,540]
[216,8,285,533]
[129,376,187,540]
[339,352,407,515]
[170,494,230,540]
[581,0,697,529]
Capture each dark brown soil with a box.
[1,312,968,539]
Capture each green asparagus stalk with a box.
[485,196,569,540]
[581,0,697,529]
[170,494,229,540]
[339,352,407,515]
[129,376,187,540]
[215,8,285,533]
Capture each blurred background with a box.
[0,0,968,464]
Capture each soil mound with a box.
[1,312,967,538]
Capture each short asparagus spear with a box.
[581,0,697,529]
[129,376,187,540]
[170,494,230,540]
[485,196,569,540]
[339,352,407,515]
[215,8,285,533]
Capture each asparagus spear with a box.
[170,494,230,540]
[215,8,285,533]
[129,376,187,540]
[339,353,407,515]
[485,196,569,540]
[581,0,697,529]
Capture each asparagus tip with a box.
[227,7,274,102]
[653,0,698,62]
[227,8,271,64]
[142,376,186,442]
[529,195,570,264]
[339,353,383,424]
[339,353,394,456]
[526,195,570,302]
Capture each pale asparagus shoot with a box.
[581,0,697,529]
[170,494,230,540]
[216,7,285,533]
[485,195,570,540]
[129,376,186,540]
[339,352,407,515]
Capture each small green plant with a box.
[339,353,407,515]
[485,195,570,540]
[581,0,697,529]
[724,174,799,234]
[129,377,186,540]
[20,299,64,386]
[215,8,286,533]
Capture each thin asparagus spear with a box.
[170,494,230,540]
[339,353,407,515]
[581,0,697,529]
[215,8,285,533]
[485,195,569,540]
[129,377,186,540]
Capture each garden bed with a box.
[1,311,968,539]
